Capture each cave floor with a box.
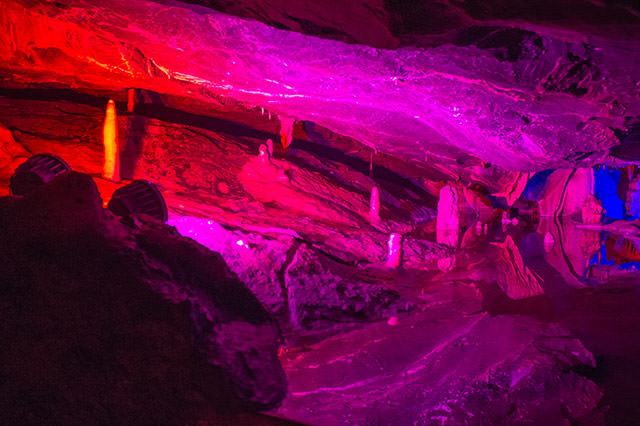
[271,223,640,425]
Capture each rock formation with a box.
[0,172,287,423]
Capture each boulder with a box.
[0,172,287,424]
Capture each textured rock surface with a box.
[1,0,639,172]
[285,244,411,328]
[278,280,602,425]
[0,172,287,423]
[168,215,294,315]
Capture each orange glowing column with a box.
[103,99,120,182]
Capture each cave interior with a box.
[2,0,640,425]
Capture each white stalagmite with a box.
[386,233,402,268]
[436,184,460,247]
[370,186,381,222]
[102,99,120,182]
[258,143,270,165]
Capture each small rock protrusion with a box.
[386,232,403,268]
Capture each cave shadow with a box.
[0,88,109,109]
[120,115,147,181]
[134,103,276,142]
[0,87,278,142]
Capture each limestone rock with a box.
[582,193,604,224]
[284,244,411,329]
[436,184,460,247]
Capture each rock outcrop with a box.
[0,172,287,424]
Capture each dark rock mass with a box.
[0,172,287,424]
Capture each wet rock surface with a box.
[277,280,603,426]
[0,172,287,424]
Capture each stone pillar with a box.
[102,99,120,182]
[386,233,402,268]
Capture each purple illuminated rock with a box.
[285,244,411,328]
[1,0,639,172]
[278,290,602,425]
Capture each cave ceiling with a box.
[1,0,640,172]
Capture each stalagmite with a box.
[258,143,270,165]
[543,232,555,252]
[436,184,460,247]
[266,138,274,157]
[369,186,381,223]
[127,88,135,113]
[102,99,120,182]
[386,233,402,268]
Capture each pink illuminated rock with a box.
[626,174,640,218]
[1,0,638,172]
[436,184,460,247]
[369,185,381,223]
[284,245,410,328]
[582,193,604,224]
[539,168,595,217]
